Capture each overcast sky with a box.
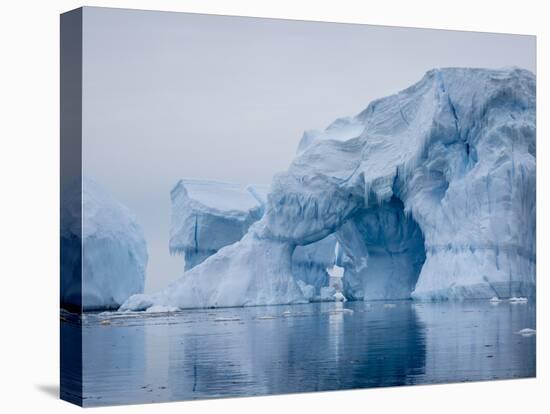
[81,7,536,292]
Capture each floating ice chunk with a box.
[145,305,179,313]
[328,308,354,315]
[118,293,154,312]
[333,292,347,302]
[516,328,536,337]
[509,297,529,304]
[489,297,502,303]
[214,316,240,322]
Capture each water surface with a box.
[72,300,535,406]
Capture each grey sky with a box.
[81,7,535,292]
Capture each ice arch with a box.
[337,197,426,301]
[120,67,535,311]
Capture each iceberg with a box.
[121,67,535,310]
[169,179,267,270]
[62,178,148,310]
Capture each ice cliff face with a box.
[62,178,148,310]
[121,67,535,311]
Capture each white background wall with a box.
[0,0,547,413]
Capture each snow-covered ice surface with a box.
[62,177,148,310]
[121,67,535,311]
[297,116,365,154]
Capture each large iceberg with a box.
[121,67,535,311]
[62,178,148,310]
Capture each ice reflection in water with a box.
[74,300,534,406]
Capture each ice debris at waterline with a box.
[509,297,529,304]
[62,177,148,310]
[121,67,535,311]
[516,328,536,337]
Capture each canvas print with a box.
[60,7,536,407]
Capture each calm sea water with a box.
[68,300,535,406]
